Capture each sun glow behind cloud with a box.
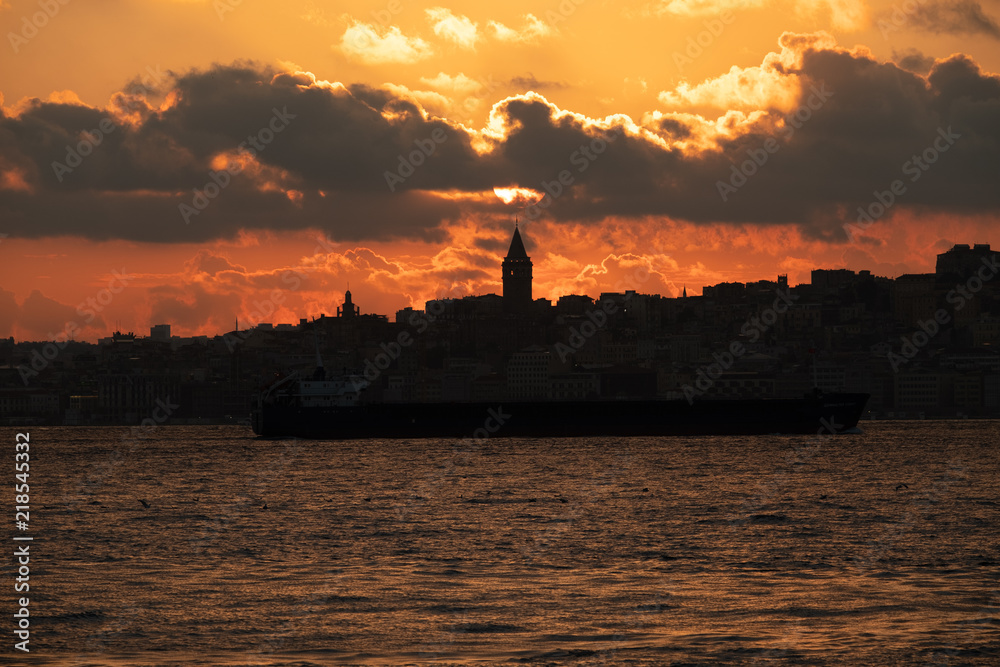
[493,186,543,205]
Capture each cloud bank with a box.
[1,33,998,244]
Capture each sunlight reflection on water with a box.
[5,421,999,665]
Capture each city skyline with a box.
[4,226,996,345]
[5,233,999,424]
[2,1,999,342]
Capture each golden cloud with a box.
[339,21,434,65]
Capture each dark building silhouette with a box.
[502,224,533,313]
[338,290,359,319]
[936,243,999,282]
[810,269,857,295]
[8,238,1000,425]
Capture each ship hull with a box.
[251,393,869,439]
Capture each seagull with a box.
[138,499,150,509]
[895,483,909,491]
[261,502,268,510]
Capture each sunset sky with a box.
[1,0,999,341]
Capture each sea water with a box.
[3,421,998,665]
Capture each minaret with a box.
[337,289,359,318]
[502,222,532,314]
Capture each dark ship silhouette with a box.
[252,383,869,438]
[252,225,869,439]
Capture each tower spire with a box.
[338,287,358,318]
[502,222,532,313]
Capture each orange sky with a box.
[1,0,999,341]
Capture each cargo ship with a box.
[250,370,870,439]
[252,226,869,439]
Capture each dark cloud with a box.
[185,251,247,275]
[16,290,105,339]
[893,48,937,75]
[472,235,510,253]
[485,45,1000,240]
[507,74,569,91]
[894,0,1000,38]
[0,63,483,243]
[657,117,692,139]
[1,45,999,244]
